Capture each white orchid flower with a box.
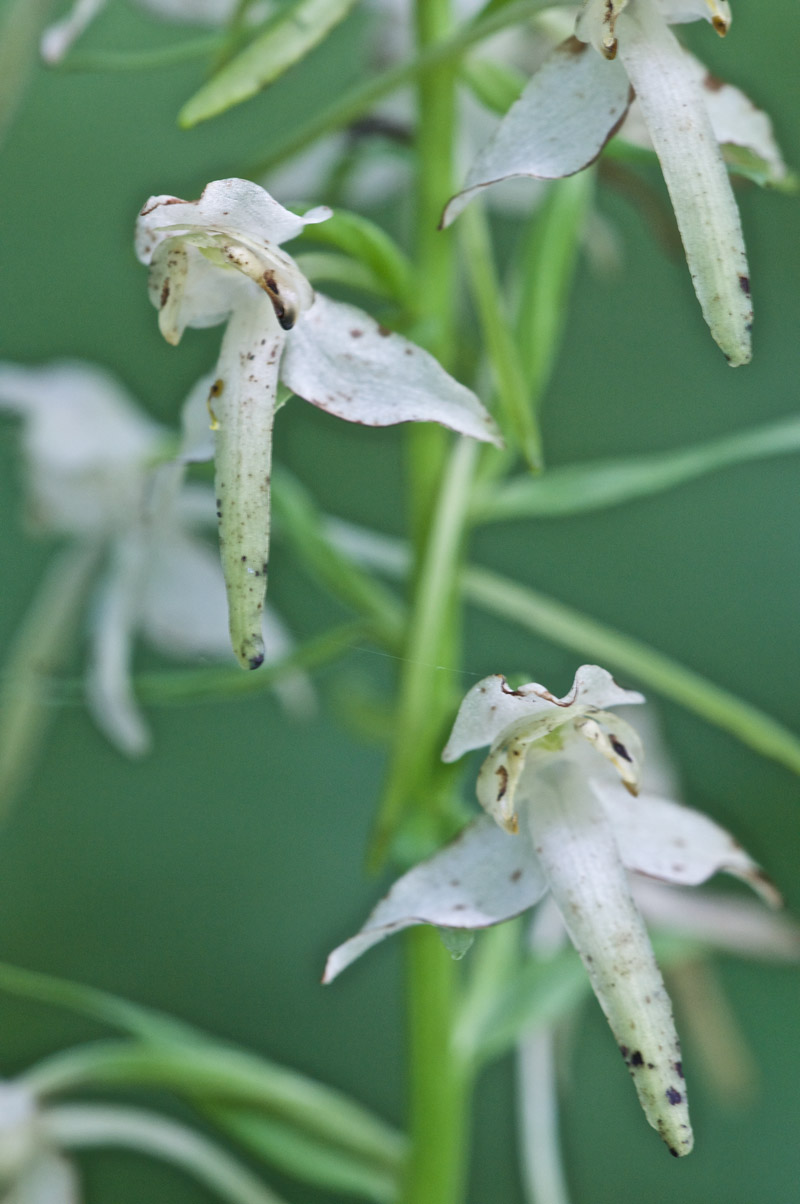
[443,0,756,366]
[0,362,308,756]
[135,178,500,670]
[325,665,780,1156]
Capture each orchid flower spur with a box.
[135,178,501,670]
[0,362,306,757]
[325,665,780,1156]
[442,0,757,366]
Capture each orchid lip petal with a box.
[526,759,693,1155]
[323,815,547,983]
[212,298,283,670]
[616,0,752,365]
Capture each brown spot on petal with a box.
[610,735,632,762]
[630,1051,644,1067]
[739,274,751,297]
[703,72,725,92]
[510,869,522,883]
[160,280,170,308]
[377,324,392,337]
[666,1087,683,1105]
[350,329,364,338]
[712,14,728,35]
[495,765,509,800]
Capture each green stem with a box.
[404,927,470,1204]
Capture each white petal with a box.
[594,779,782,905]
[0,361,162,535]
[40,0,107,64]
[525,760,693,1155]
[281,294,502,445]
[140,529,232,660]
[323,815,547,982]
[616,0,752,365]
[442,39,631,226]
[146,239,253,343]
[575,0,630,57]
[632,879,800,961]
[178,373,217,463]
[136,178,324,264]
[443,667,644,763]
[8,1153,79,1204]
[655,0,731,35]
[86,534,151,756]
[212,298,283,670]
[575,710,644,794]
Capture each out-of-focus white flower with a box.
[41,0,272,65]
[0,362,308,755]
[136,178,500,670]
[325,665,781,1156]
[443,0,763,367]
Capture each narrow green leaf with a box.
[178,0,358,128]
[204,1105,400,1202]
[473,414,800,522]
[53,36,221,73]
[0,959,193,1042]
[293,252,392,298]
[463,566,800,777]
[459,202,542,469]
[28,1040,405,1173]
[512,171,593,418]
[0,543,99,823]
[298,210,414,307]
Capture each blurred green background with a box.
[0,0,798,1200]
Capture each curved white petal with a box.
[594,779,781,904]
[136,179,321,261]
[443,667,644,763]
[178,373,217,463]
[86,534,151,756]
[525,760,693,1156]
[617,0,752,365]
[41,0,107,64]
[0,361,162,535]
[281,294,502,445]
[140,529,232,660]
[442,39,631,226]
[323,815,547,983]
